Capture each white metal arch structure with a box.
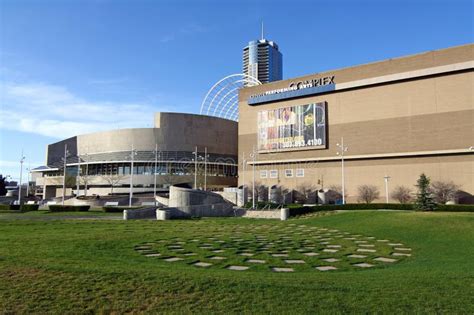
[200,74,261,121]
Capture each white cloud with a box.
[0,81,166,138]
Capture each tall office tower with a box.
[243,31,282,85]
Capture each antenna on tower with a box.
[261,21,264,40]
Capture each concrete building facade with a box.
[238,44,474,203]
[34,113,238,199]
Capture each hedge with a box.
[0,204,39,211]
[287,203,474,216]
[435,204,474,212]
[102,206,145,212]
[49,205,90,212]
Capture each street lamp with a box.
[204,147,209,191]
[26,165,31,197]
[61,145,70,206]
[336,137,348,205]
[18,152,26,205]
[129,145,138,207]
[249,146,257,209]
[153,144,160,205]
[384,175,391,203]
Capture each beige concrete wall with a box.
[240,155,473,203]
[46,112,237,161]
[238,44,474,198]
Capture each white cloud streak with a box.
[0,81,165,139]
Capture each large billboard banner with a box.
[257,102,327,152]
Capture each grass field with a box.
[0,210,473,313]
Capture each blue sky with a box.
[1,0,473,181]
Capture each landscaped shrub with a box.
[102,206,144,212]
[49,205,90,212]
[20,204,39,211]
[435,204,474,212]
[288,203,415,216]
[0,204,10,210]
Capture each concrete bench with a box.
[104,201,119,206]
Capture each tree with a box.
[327,185,347,203]
[295,183,317,203]
[357,185,380,204]
[431,180,460,204]
[391,185,412,204]
[415,173,437,211]
[0,175,7,196]
[100,174,127,194]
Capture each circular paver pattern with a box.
[134,223,411,272]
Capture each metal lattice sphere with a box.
[200,74,261,121]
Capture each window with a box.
[269,170,278,178]
[260,170,268,179]
[296,169,305,178]
[285,169,293,178]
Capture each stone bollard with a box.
[123,210,129,220]
[156,209,170,220]
[280,208,289,221]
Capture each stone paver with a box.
[227,265,249,271]
[394,247,412,251]
[272,267,294,272]
[272,253,289,257]
[348,254,367,258]
[323,258,340,262]
[164,257,184,262]
[388,243,403,246]
[145,253,161,257]
[284,259,306,264]
[392,252,411,257]
[316,266,337,271]
[374,257,397,263]
[247,259,266,264]
[194,262,212,267]
[210,256,226,260]
[357,248,376,253]
[323,249,339,253]
[353,263,374,268]
[303,252,319,256]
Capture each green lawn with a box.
[0,211,473,313]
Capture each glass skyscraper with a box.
[243,39,282,85]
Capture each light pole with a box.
[129,145,137,207]
[336,137,348,205]
[193,146,198,189]
[241,152,246,188]
[84,153,89,197]
[250,146,257,209]
[62,145,69,206]
[26,165,31,197]
[154,144,159,205]
[384,175,391,203]
[18,152,26,205]
[76,156,81,197]
[204,147,209,191]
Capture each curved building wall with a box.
[38,113,238,199]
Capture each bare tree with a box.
[327,185,347,203]
[391,185,412,204]
[295,183,317,203]
[431,180,460,204]
[252,181,268,202]
[357,185,380,204]
[100,174,127,194]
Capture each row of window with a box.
[260,169,305,179]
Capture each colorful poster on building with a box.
[257,102,327,152]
